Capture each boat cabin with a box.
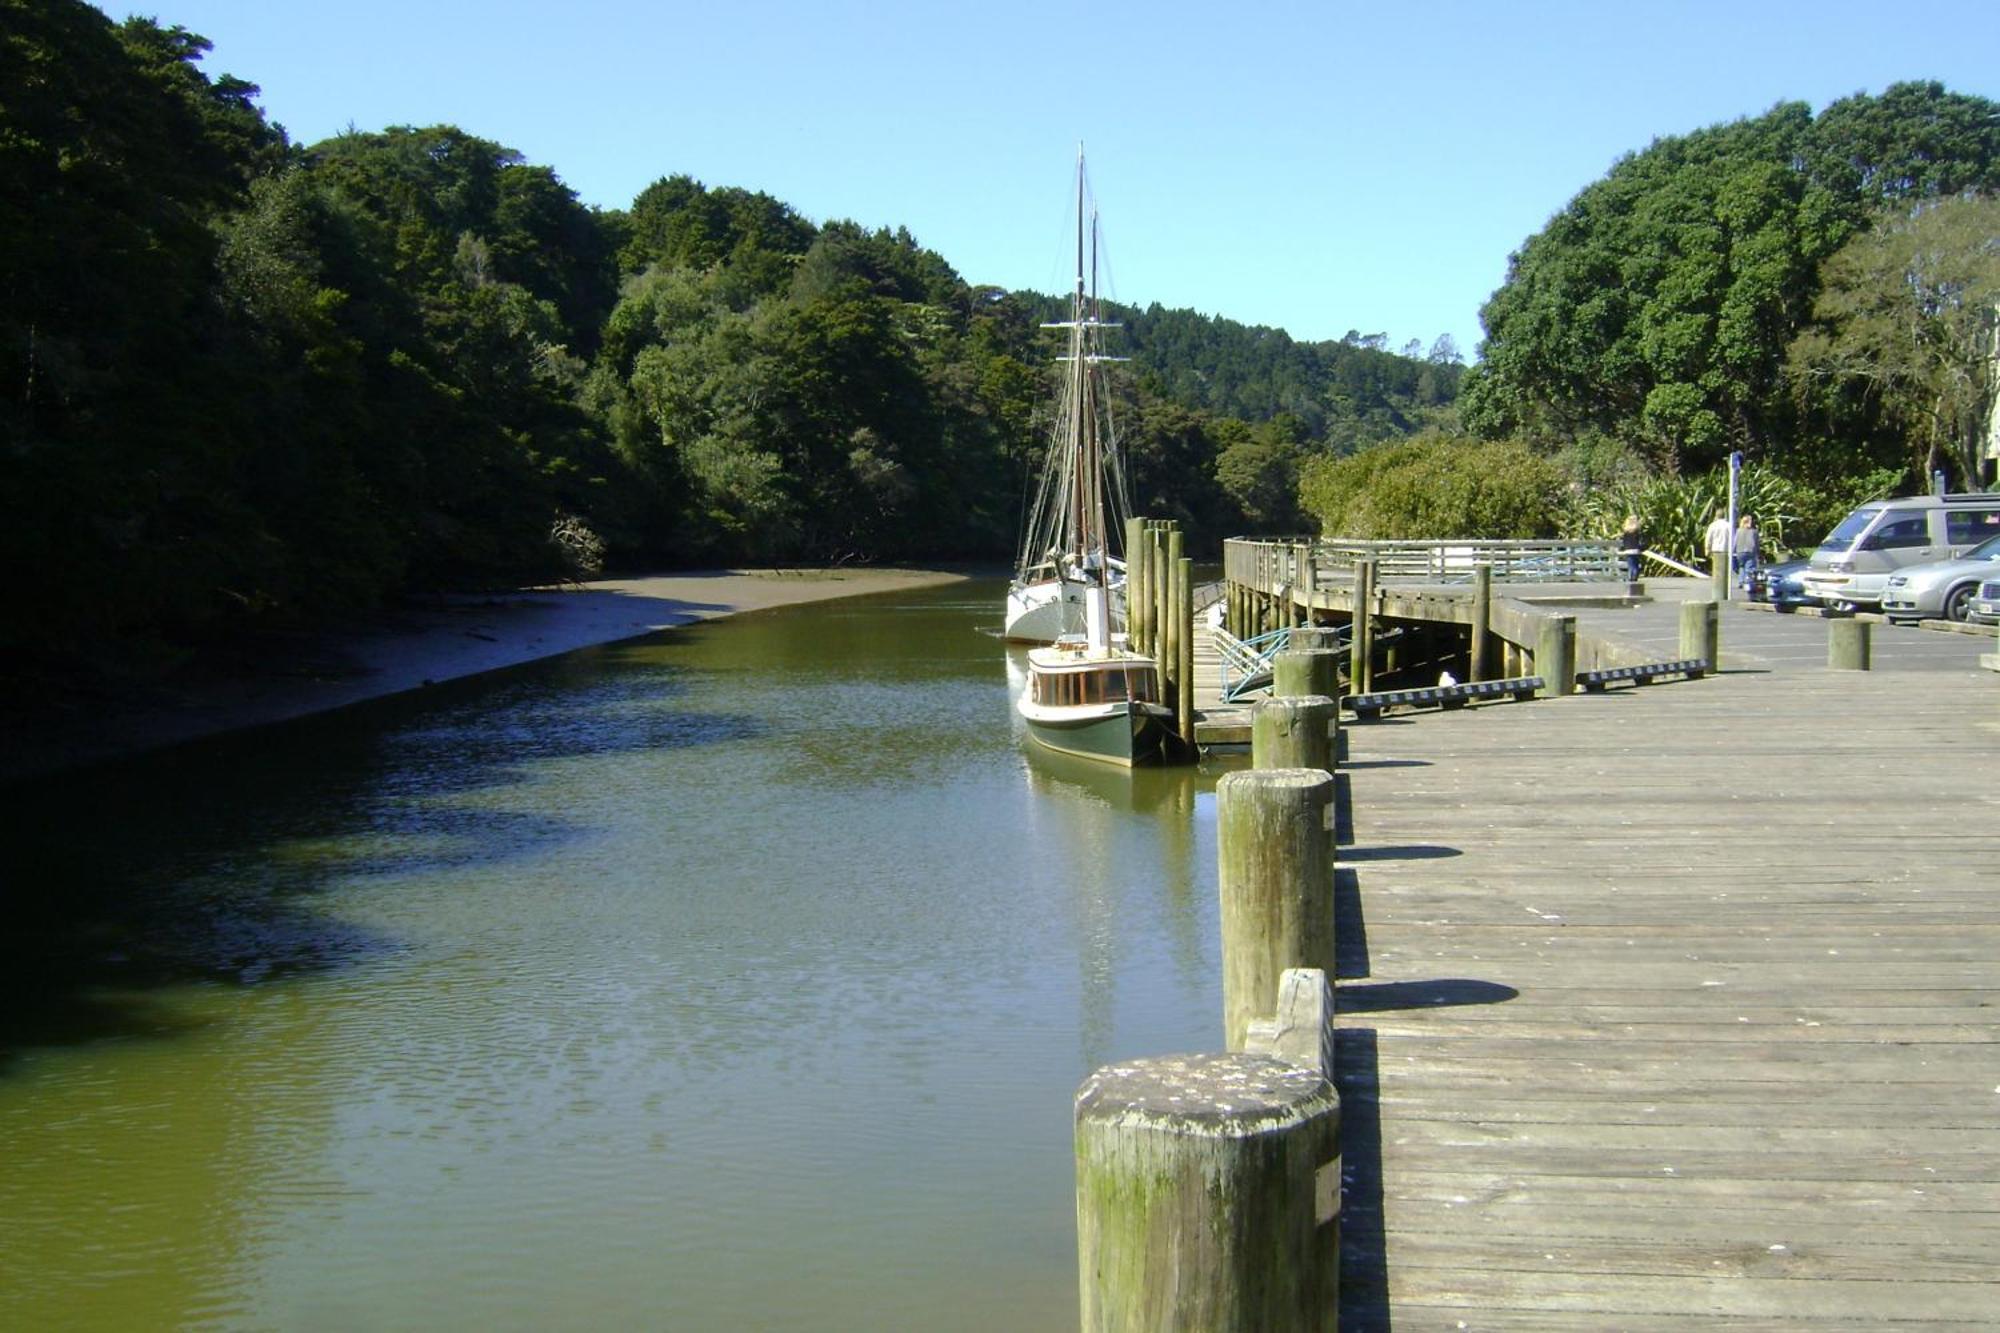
[1027,657,1159,708]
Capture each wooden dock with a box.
[1331,647,2000,1327]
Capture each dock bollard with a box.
[1535,614,1576,697]
[1075,1050,1341,1331]
[1679,598,1718,669]
[1217,769,1335,1052]
[1829,618,1872,670]
[1252,696,1337,772]
[1470,565,1492,682]
[1273,647,1341,700]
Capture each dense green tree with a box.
[1466,84,2000,474]
[1,4,288,658]
[620,175,814,297]
[1789,195,2000,489]
[1213,415,1310,533]
[0,0,1469,695]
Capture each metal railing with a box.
[1214,625,1307,701]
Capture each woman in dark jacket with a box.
[1617,515,1646,582]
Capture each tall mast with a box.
[1087,206,1109,590]
[1070,147,1092,567]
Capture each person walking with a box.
[1733,514,1761,579]
[1704,510,1734,599]
[1704,508,1736,560]
[1617,514,1646,582]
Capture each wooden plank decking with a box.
[1333,662,2000,1328]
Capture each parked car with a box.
[1746,558,1816,608]
[1879,533,2000,622]
[1800,492,2000,610]
[1971,576,2000,626]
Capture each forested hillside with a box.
[1462,82,2000,490]
[1,1,1450,680]
[1299,82,2000,559]
[12,2,1993,683]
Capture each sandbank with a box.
[7,567,968,781]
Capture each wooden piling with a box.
[1351,560,1377,695]
[1829,618,1872,670]
[1165,529,1185,698]
[1217,768,1335,1052]
[1136,512,1152,648]
[1300,546,1318,628]
[1242,967,1336,1078]
[1273,648,1341,701]
[1075,1053,1341,1332]
[1470,565,1492,682]
[1252,696,1337,772]
[1679,598,1718,667]
[1176,555,1195,749]
[1536,613,1576,697]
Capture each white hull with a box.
[1003,576,1127,645]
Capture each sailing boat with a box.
[1004,150,1132,644]
[1014,152,1172,766]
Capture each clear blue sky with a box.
[102,0,2000,361]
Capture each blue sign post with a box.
[1725,451,1743,601]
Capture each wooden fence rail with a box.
[1224,537,1622,590]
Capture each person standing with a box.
[1617,514,1646,582]
[1733,514,1761,578]
[1704,511,1734,599]
[1705,511,1733,568]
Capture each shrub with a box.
[1560,465,1813,564]
[548,514,607,581]
[1297,433,1565,539]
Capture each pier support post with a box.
[1351,560,1377,695]
[1252,696,1336,772]
[1126,517,1149,652]
[1154,528,1172,679]
[1075,1051,1340,1332]
[1679,598,1718,668]
[1217,769,1335,1052]
[1829,618,1872,670]
[1300,546,1318,628]
[1470,565,1492,682]
[1535,614,1575,697]
[1177,555,1195,750]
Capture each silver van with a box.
[1800,493,2000,610]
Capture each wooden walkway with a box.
[1332,653,2000,1328]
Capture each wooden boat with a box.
[1004,148,1131,644]
[1017,591,1172,767]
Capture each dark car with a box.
[1746,558,1815,608]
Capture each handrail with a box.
[1213,623,1359,702]
[1641,549,1705,578]
[1226,537,1623,587]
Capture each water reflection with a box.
[0,580,1221,1330]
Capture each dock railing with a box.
[1225,537,1621,590]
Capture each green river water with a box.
[0,579,1227,1330]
